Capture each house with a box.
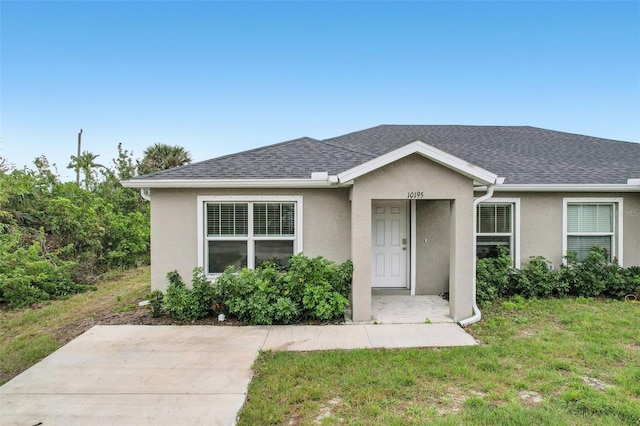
[122,125,640,324]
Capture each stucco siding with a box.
[149,187,351,292]
[350,154,475,321]
[415,200,450,295]
[492,191,640,268]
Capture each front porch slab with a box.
[370,295,452,324]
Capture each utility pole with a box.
[76,128,83,186]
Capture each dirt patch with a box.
[436,388,486,415]
[518,390,543,405]
[582,376,613,392]
[52,305,344,347]
[621,343,640,351]
[314,397,344,424]
[52,305,240,346]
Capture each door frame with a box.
[409,199,416,295]
[371,200,414,291]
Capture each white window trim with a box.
[562,197,623,266]
[197,195,304,275]
[475,198,521,268]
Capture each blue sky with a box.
[1,1,639,180]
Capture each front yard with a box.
[239,296,640,425]
[2,269,638,424]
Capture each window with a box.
[476,199,520,267]
[563,198,623,263]
[198,197,302,274]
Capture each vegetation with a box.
[137,143,192,175]
[0,141,189,310]
[155,255,353,325]
[0,267,150,385]
[239,297,640,425]
[476,246,640,308]
[162,268,214,322]
[215,255,352,325]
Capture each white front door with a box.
[372,201,408,288]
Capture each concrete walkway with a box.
[1,323,476,426]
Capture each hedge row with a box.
[477,246,640,307]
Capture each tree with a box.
[67,151,104,189]
[137,143,192,175]
[0,156,14,174]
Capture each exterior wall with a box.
[149,187,351,292]
[350,154,475,321]
[491,191,640,268]
[415,200,450,295]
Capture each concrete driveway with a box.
[1,323,476,425]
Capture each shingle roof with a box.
[132,125,640,185]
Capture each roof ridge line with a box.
[316,139,377,158]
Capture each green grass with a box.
[0,266,150,385]
[239,297,640,425]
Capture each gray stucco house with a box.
[123,125,640,324]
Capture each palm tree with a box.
[67,151,104,189]
[137,143,192,175]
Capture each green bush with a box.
[477,246,640,304]
[0,230,90,309]
[513,256,566,298]
[163,268,213,321]
[615,266,640,298]
[302,281,349,320]
[147,289,164,317]
[284,255,351,319]
[218,264,299,325]
[0,148,150,309]
[213,254,352,325]
[476,249,513,307]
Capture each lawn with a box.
[239,296,640,425]
[0,267,150,385]
[2,272,639,424]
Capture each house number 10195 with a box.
[407,191,424,199]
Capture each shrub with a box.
[163,268,213,321]
[214,254,352,325]
[189,268,215,319]
[476,249,513,307]
[302,281,349,320]
[0,230,89,309]
[600,264,640,298]
[513,256,565,298]
[562,247,609,297]
[147,289,164,317]
[219,264,299,325]
[475,245,640,304]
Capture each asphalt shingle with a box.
[131,125,640,184]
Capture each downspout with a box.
[140,188,151,201]
[458,184,495,327]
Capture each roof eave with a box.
[121,178,347,189]
[482,183,640,193]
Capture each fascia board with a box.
[121,179,346,189]
[336,140,498,185]
[485,184,640,192]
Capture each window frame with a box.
[475,198,520,268]
[197,195,303,276]
[562,197,623,266]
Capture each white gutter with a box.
[474,184,640,192]
[140,188,151,201]
[458,183,495,327]
[121,177,345,189]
